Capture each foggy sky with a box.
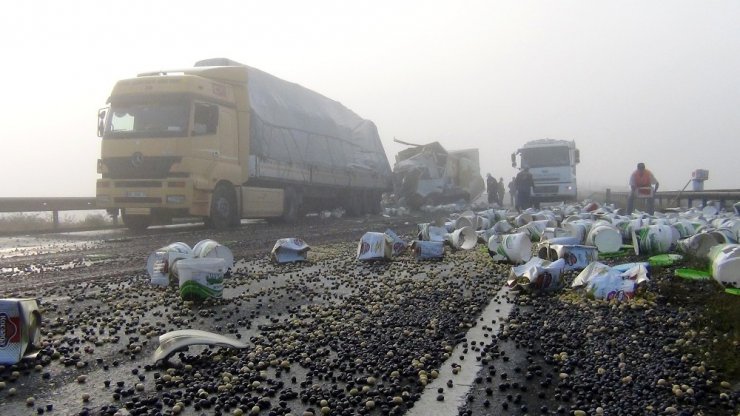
[1,0,738,197]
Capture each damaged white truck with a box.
[392,140,485,209]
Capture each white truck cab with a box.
[511,139,580,205]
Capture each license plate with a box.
[126,191,147,197]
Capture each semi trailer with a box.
[95,58,392,231]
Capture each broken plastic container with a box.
[271,238,311,263]
[572,262,649,301]
[507,258,566,291]
[357,232,393,261]
[537,244,598,271]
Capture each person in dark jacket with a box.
[507,177,516,207]
[497,178,505,206]
[515,168,534,211]
[486,173,498,206]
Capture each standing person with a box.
[486,173,498,206]
[497,178,505,206]
[627,162,659,215]
[507,177,516,207]
[515,168,534,212]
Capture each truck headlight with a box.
[166,195,186,204]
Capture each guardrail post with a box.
[52,211,60,230]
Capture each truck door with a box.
[192,102,238,161]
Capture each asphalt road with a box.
[0,214,737,416]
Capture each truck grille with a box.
[114,181,162,188]
[102,156,182,179]
[114,197,162,204]
[534,186,559,194]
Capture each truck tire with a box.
[209,183,238,230]
[122,215,151,232]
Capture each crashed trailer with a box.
[393,140,485,209]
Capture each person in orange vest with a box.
[627,162,659,215]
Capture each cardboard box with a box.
[0,298,42,364]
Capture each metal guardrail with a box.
[0,197,99,229]
[606,189,740,210]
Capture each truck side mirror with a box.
[575,149,580,164]
[510,153,516,168]
[97,108,107,138]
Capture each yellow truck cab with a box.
[96,59,392,231]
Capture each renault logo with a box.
[130,152,144,168]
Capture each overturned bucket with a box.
[708,244,740,287]
[448,226,477,250]
[412,240,445,260]
[586,225,623,254]
[488,232,532,264]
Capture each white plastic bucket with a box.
[449,226,477,250]
[586,225,623,253]
[514,213,533,227]
[412,240,445,260]
[542,227,571,241]
[563,221,590,244]
[454,216,475,230]
[708,244,740,286]
[671,220,696,238]
[146,242,193,286]
[488,232,532,264]
[678,232,722,259]
[192,239,234,269]
[632,225,673,255]
[492,220,513,234]
[176,258,226,300]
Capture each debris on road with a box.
[270,238,311,263]
[0,298,41,364]
[152,329,248,363]
[572,261,649,301]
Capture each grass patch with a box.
[658,276,740,382]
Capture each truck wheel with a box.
[122,215,151,232]
[209,183,237,230]
[282,187,301,223]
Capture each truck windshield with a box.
[521,147,570,168]
[105,102,189,139]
